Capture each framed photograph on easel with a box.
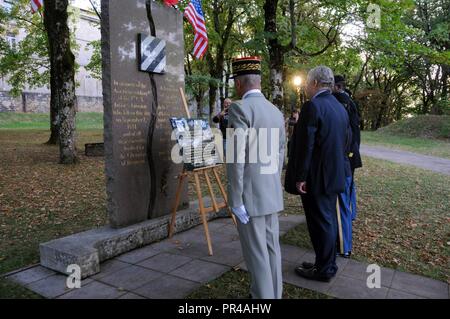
[167,89,236,256]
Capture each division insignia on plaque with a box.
[138,33,166,74]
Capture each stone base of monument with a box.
[39,198,227,279]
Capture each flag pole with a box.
[179,87,191,119]
[88,0,101,21]
[38,8,43,24]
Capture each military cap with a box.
[231,56,262,78]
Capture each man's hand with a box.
[296,181,307,194]
[232,205,250,224]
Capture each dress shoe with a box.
[301,261,314,269]
[295,266,333,282]
[337,252,352,259]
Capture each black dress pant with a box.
[301,192,339,278]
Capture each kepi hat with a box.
[231,56,262,79]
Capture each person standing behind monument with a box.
[332,75,362,258]
[226,57,285,299]
[213,98,232,155]
[284,66,351,282]
[286,109,299,158]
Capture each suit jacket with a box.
[212,111,229,139]
[285,90,351,195]
[226,92,286,217]
[333,91,362,171]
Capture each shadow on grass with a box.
[0,278,42,299]
[186,269,332,299]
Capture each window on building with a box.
[6,33,17,50]
[2,0,16,12]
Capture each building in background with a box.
[0,0,102,113]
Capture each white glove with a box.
[232,205,250,224]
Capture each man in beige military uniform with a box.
[226,57,286,299]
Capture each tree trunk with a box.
[206,4,236,118]
[442,64,448,100]
[44,0,77,164]
[264,0,285,110]
[196,89,203,118]
[47,107,59,145]
[269,64,284,110]
[46,65,59,145]
[430,100,442,115]
[208,82,218,120]
[224,59,231,100]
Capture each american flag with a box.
[184,0,208,60]
[30,0,43,14]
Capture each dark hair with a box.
[335,82,346,90]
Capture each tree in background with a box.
[185,74,214,117]
[43,0,77,163]
[404,0,449,115]
[184,48,214,117]
[262,0,354,110]
[0,0,80,145]
[352,0,449,127]
[0,0,54,141]
[200,0,247,117]
[305,0,449,129]
[84,0,101,79]
[85,39,101,80]
[1,0,448,136]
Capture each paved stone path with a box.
[5,215,449,299]
[361,144,450,176]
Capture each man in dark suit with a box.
[285,66,351,282]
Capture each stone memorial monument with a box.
[39,0,225,279]
[102,0,188,227]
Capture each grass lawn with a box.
[361,115,450,159]
[0,112,103,130]
[0,126,230,298]
[282,157,450,284]
[362,131,450,159]
[379,115,450,140]
[0,129,106,298]
[0,112,448,298]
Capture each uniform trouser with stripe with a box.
[350,175,358,221]
[236,213,283,299]
[337,176,354,255]
[301,193,338,278]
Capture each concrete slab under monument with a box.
[40,198,227,279]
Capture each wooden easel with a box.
[168,88,236,256]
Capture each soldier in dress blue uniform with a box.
[333,75,363,257]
